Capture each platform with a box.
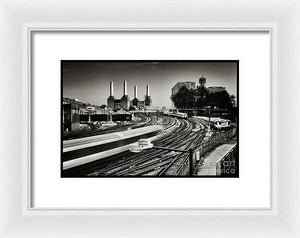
[63,125,163,152]
[197,143,237,176]
[63,125,163,170]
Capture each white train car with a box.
[86,106,96,111]
[211,118,231,129]
[129,138,154,153]
[163,110,187,119]
[176,112,188,119]
[193,116,231,129]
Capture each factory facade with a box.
[107,81,152,111]
[107,81,130,110]
[171,75,226,97]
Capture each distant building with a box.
[107,82,152,111]
[137,100,145,108]
[107,81,130,110]
[129,85,151,109]
[171,81,196,96]
[115,108,130,115]
[131,97,139,106]
[207,86,226,93]
[144,85,152,106]
[144,105,161,112]
[62,98,86,131]
[107,82,115,109]
[199,75,206,87]
[132,86,139,106]
[113,99,122,110]
[121,95,130,109]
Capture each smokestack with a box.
[123,81,127,96]
[134,85,137,98]
[110,81,113,96]
[146,85,150,96]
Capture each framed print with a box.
[61,60,239,178]
[1,0,300,238]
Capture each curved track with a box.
[63,112,159,140]
[77,115,208,177]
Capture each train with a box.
[210,118,231,130]
[174,112,188,119]
[86,106,96,111]
[128,138,154,153]
[193,116,231,130]
[163,110,188,119]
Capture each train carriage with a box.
[211,118,231,130]
[163,110,188,119]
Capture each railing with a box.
[215,144,237,176]
[175,129,235,176]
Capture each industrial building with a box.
[107,81,152,111]
[130,84,151,108]
[144,85,152,106]
[62,98,90,132]
[63,96,133,132]
[207,86,226,93]
[63,81,154,132]
[171,75,229,110]
[171,81,196,96]
[171,76,226,97]
[63,99,80,132]
[198,75,225,93]
[107,81,130,110]
[199,75,206,87]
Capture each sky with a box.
[62,61,237,107]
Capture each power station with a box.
[107,81,152,110]
[144,85,152,106]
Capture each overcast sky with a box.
[62,61,237,107]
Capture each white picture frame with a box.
[1,0,299,237]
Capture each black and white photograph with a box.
[62,61,238,177]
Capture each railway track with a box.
[85,116,207,176]
[62,114,177,177]
[63,113,156,140]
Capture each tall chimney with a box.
[134,85,137,98]
[110,81,113,96]
[146,85,150,96]
[123,81,127,96]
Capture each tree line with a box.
[171,86,236,109]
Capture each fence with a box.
[216,144,237,176]
[175,129,235,176]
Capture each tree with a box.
[195,86,209,108]
[229,95,236,107]
[207,90,233,109]
[171,86,195,109]
[171,85,234,110]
